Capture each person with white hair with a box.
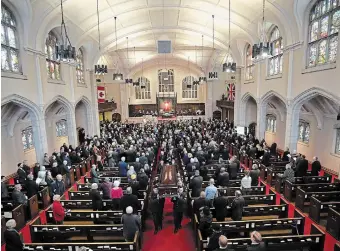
[118,156,128,177]
[311,156,322,176]
[90,183,103,211]
[90,164,99,183]
[12,184,27,206]
[51,174,65,196]
[186,158,195,177]
[250,164,260,186]
[121,206,141,241]
[248,231,265,251]
[127,166,136,181]
[111,180,123,210]
[26,174,38,198]
[4,219,23,251]
[52,194,66,224]
[231,190,245,221]
[139,152,148,166]
[120,187,139,213]
[100,177,112,199]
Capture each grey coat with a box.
[121,214,141,240]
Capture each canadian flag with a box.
[97,86,105,103]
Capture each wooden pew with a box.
[295,183,340,211]
[24,232,141,251]
[225,189,277,207]
[309,193,340,223]
[284,181,334,202]
[275,175,331,194]
[335,243,340,251]
[1,216,5,245]
[197,224,324,251]
[76,182,130,191]
[326,207,340,240]
[38,186,50,209]
[69,189,146,200]
[28,194,39,219]
[84,176,128,184]
[202,179,241,188]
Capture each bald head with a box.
[218,235,228,248]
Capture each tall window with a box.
[135,77,151,100]
[76,48,85,85]
[158,69,174,92]
[336,128,340,154]
[1,5,20,73]
[308,0,339,67]
[266,115,277,133]
[45,32,61,80]
[182,76,198,99]
[22,127,34,150]
[56,120,68,137]
[268,26,283,76]
[245,44,254,80]
[298,120,310,144]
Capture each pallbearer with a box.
[171,187,185,233]
[149,187,163,234]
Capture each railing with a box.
[216,99,234,108]
[98,101,117,112]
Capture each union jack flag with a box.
[226,82,235,101]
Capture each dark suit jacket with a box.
[171,196,185,213]
[213,196,228,220]
[91,189,103,210]
[25,180,38,198]
[193,198,209,219]
[296,159,308,177]
[217,172,229,187]
[311,161,321,176]
[231,196,245,221]
[12,190,27,206]
[51,181,65,196]
[120,194,139,213]
[190,176,203,197]
[207,230,223,251]
[250,169,260,186]
[247,242,266,251]
[17,169,27,184]
[228,163,238,180]
[4,229,23,251]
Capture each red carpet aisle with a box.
[142,198,196,251]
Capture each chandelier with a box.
[223,0,236,73]
[94,0,107,75]
[55,0,76,61]
[253,0,273,60]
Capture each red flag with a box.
[97,86,105,103]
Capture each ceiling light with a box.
[94,0,107,75]
[223,0,236,73]
[113,73,123,80]
[112,17,123,79]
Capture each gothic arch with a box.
[261,90,287,122]
[43,95,74,116]
[75,96,93,136]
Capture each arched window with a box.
[158,69,174,92]
[76,48,85,85]
[298,120,310,144]
[1,5,20,73]
[135,77,151,100]
[268,26,283,76]
[266,115,277,133]
[336,128,340,154]
[22,127,34,150]
[56,120,68,137]
[245,44,254,80]
[45,31,61,80]
[182,76,198,99]
[308,0,339,67]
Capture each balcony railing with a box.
[98,102,117,112]
[216,99,234,108]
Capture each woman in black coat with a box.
[4,219,23,251]
[90,183,103,211]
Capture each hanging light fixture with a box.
[56,0,76,61]
[186,57,193,88]
[252,0,273,60]
[140,58,146,89]
[94,0,107,75]
[113,17,123,80]
[199,35,207,83]
[223,0,236,73]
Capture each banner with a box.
[97,86,105,103]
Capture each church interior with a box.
[1,0,340,250]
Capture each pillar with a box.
[31,114,48,164]
[256,102,267,140]
[233,68,242,125]
[205,80,214,119]
[284,104,300,152]
[90,71,100,136]
[120,83,129,121]
[66,109,78,147]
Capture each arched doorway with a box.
[112,113,121,122]
[213,110,222,120]
[75,97,93,139]
[249,122,256,137]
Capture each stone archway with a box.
[75,96,93,138]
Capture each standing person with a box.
[231,190,245,221]
[120,187,139,213]
[311,156,321,176]
[207,225,224,251]
[51,175,65,196]
[121,206,141,241]
[43,153,50,169]
[12,184,27,206]
[295,155,308,177]
[241,170,252,195]
[213,235,229,251]
[193,191,210,221]
[90,183,103,211]
[249,164,260,186]
[52,195,66,224]
[205,179,218,206]
[17,163,27,184]
[217,167,229,187]
[247,231,266,251]
[25,174,38,198]
[33,163,41,180]
[190,170,203,197]
[171,187,185,233]
[1,176,9,199]
[118,157,128,177]
[22,160,31,175]
[199,206,213,239]
[149,188,162,234]
[111,180,123,210]
[100,177,112,200]
[213,195,228,222]
[62,160,71,187]
[90,164,99,183]
[4,219,24,251]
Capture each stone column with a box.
[31,114,48,164]
[67,65,78,146]
[120,83,129,121]
[205,80,213,119]
[285,104,300,152]
[256,101,267,140]
[90,71,100,136]
[233,68,242,125]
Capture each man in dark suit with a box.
[120,187,139,213]
[1,176,9,199]
[90,183,103,211]
[193,191,210,221]
[217,167,229,187]
[262,149,271,167]
[213,235,232,251]
[171,188,185,233]
[190,170,203,197]
[12,184,27,206]
[311,156,321,176]
[295,155,308,177]
[228,161,238,180]
[4,219,24,251]
[51,175,65,196]
[22,160,31,175]
[17,163,27,184]
[231,190,245,221]
[25,174,38,199]
[149,188,162,234]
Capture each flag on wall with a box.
[226,82,235,101]
[97,86,105,103]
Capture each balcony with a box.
[216,99,234,108]
[98,101,117,112]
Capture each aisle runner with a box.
[142,198,195,251]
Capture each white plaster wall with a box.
[265,118,286,150]
[245,99,257,126]
[75,103,89,133]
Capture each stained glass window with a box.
[158,69,174,92]
[135,77,151,100]
[245,44,254,80]
[56,120,68,137]
[268,26,283,76]
[298,120,310,144]
[1,5,20,73]
[46,32,61,80]
[266,115,277,133]
[182,76,198,99]
[335,128,340,154]
[76,48,85,85]
[308,0,339,67]
[22,127,34,150]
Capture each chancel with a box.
[1,0,340,251]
